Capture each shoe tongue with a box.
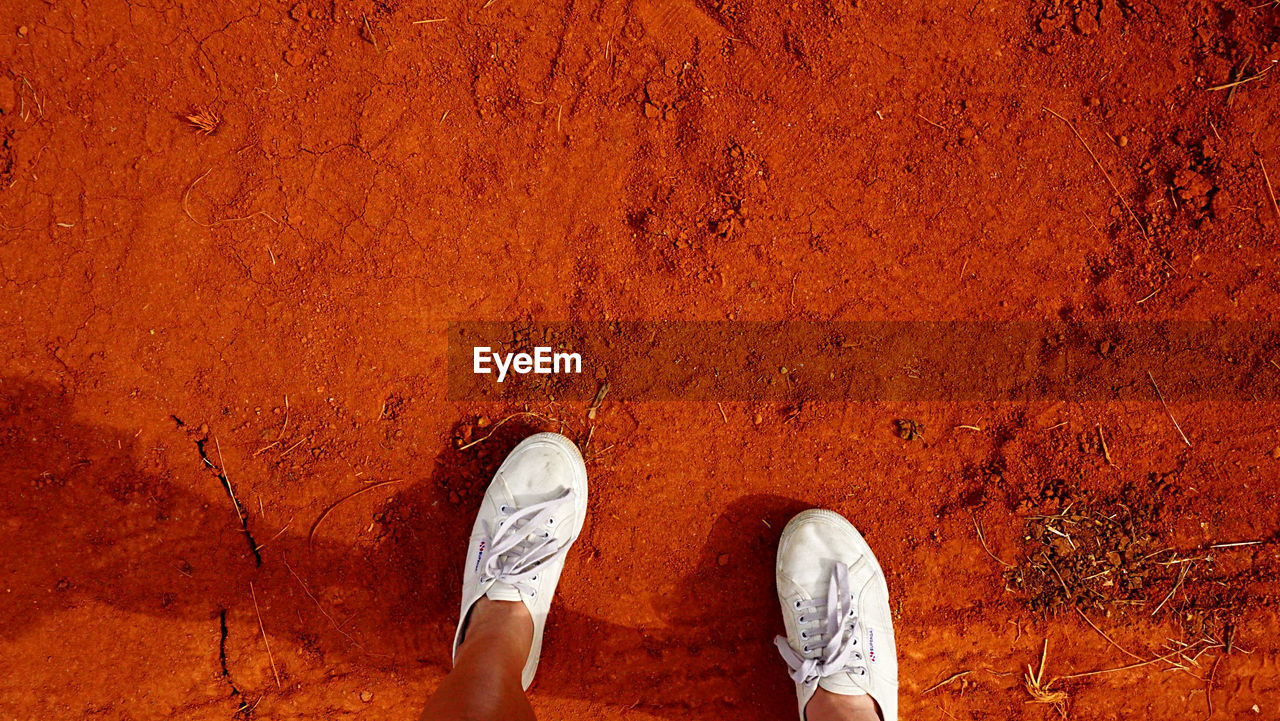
[484,582,522,603]
[818,671,870,696]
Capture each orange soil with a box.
[1,0,1279,719]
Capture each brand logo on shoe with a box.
[474,541,486,572]
[867,628,876,662]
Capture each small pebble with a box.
[1271,446,1280,460]
[1117,134,1129,147]
[753,412,763,425]
[360,690,373,703]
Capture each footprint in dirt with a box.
[0,377,804,718]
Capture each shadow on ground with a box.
[0,377,801,718]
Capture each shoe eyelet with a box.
[499,504,510,513]
[799,631,808,640]
[794,600,802,609]
[801,645,811,654]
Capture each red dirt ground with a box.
[2,0,1279,719]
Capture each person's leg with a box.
[419,598,536,721]
[418,432,589,721]
[773,509,900,721]
[805,687,881,721]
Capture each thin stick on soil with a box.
[182,169,280,228]
[972,514,1012,567]
[361,13,380,51]
[1147,371,1191,447]
[183,169,216,227]
[307,479,403,547]
[249,582,282,689]
[1075,607,1145,662]
[1259,154,1279,220]
[214,435,246,523]
[716,402,728,423]
[1205,654,1223,715]
[915,113,946,131]
[587,383,609,420]
[1096,424,1113,465]
[1057,642,1201,680]
[457,411,551,451]
[1206,68,1270,91]
[1044,106,1148,239]
[279,437,307,457]
[1046,556,1073,601]
[253,519,292,552]
[1209,540,1262,548]
[279,395,290,440]
[923,670,970,693]
[283,559,366,650]
[1151,561,1192,616]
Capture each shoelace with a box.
[774,562,867,686]
[478,488,574,598]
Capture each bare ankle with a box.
[805,687,881,721]
[456,598,534,667]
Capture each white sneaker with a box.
[451,432,588,689]
[774,509,898,721]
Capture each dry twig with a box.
[1206,67,1270,91]
[972,514,1013,568]
[1259,154,1279,221]
[182,169,280,227]
[457,411,553,451]
[1044,106,1148,239]
[249,582,282,689]
[307,479,403,547]
[1147,371,1191,447]
[923,670,970,694]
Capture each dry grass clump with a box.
[1002,481,1238,638]
[184,107,221,135]
[1024,640,1069,717]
